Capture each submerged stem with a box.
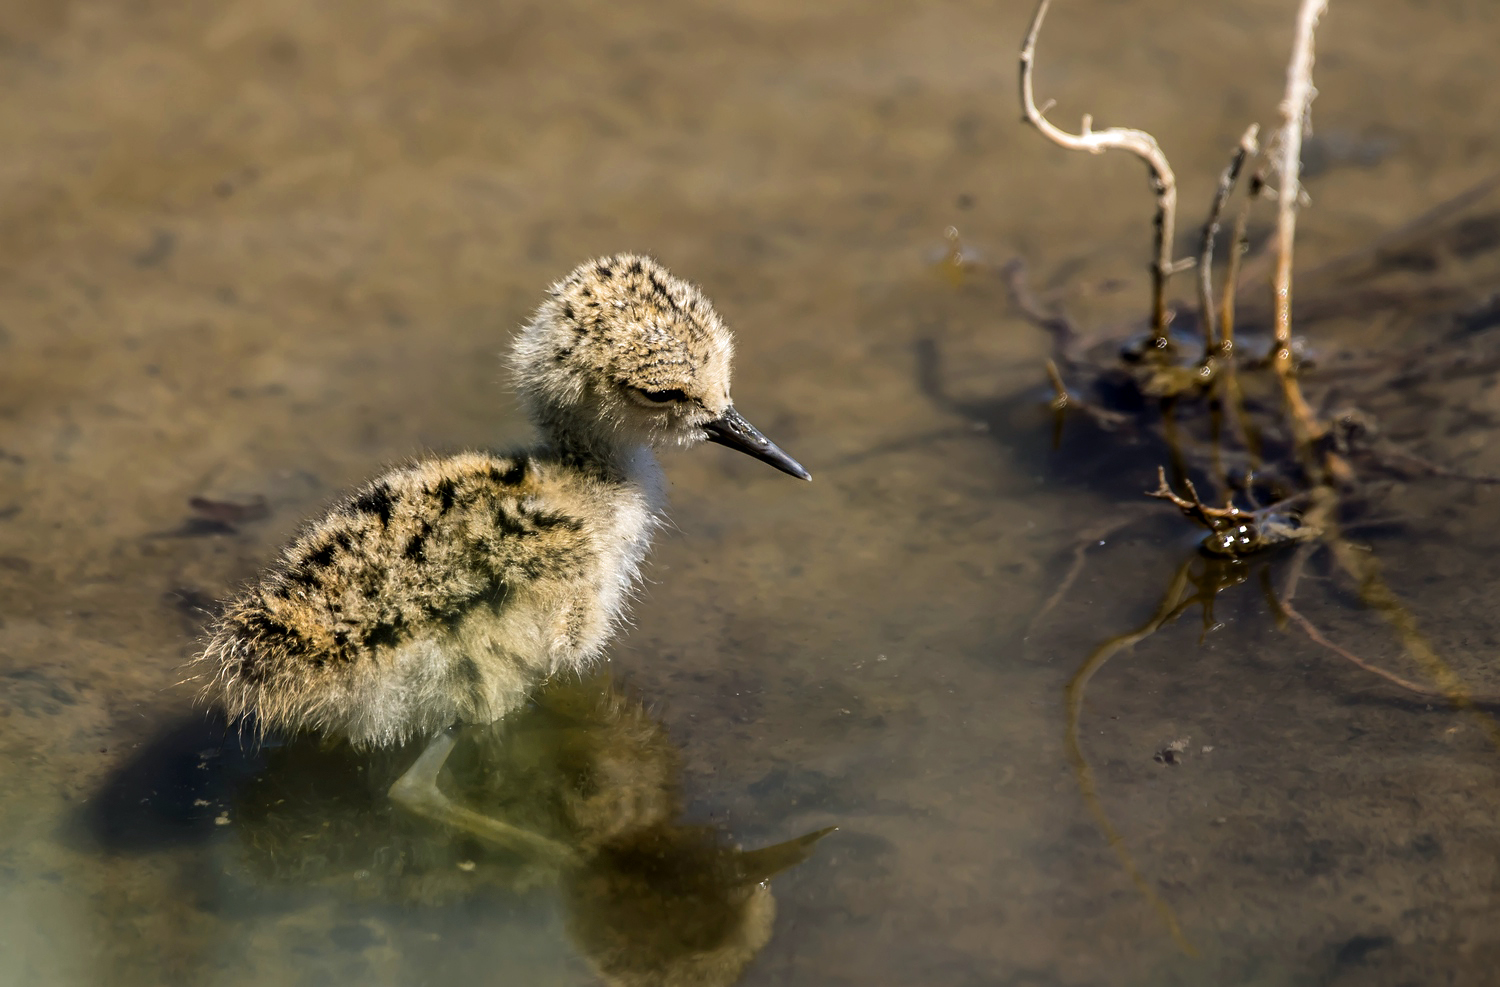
[1325,536,1500,747]
[1064,558,1198,955]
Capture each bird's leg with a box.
[388,729,578,866]
[736,826,838,884]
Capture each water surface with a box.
[3,1,1500,984]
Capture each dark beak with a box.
[702,406,811,481]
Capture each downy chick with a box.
[196,254,808,836]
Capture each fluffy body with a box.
[203,450,662,747]
[198,253,750,748]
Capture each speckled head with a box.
[511,254,809,480]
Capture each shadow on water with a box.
[913,331,1170,502]
[81,675,832,987]
[81,715,263,853]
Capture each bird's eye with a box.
[635,387,689,404]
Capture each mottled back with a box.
[202,452,613,744]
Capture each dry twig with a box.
[1270,0,1330,456]
[1197,125,1260,350]
[1214,162,1271,474]
[1020,0,1182,345]
[1147,466,1244,527]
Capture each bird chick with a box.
[196,254,808,834]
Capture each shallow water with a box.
[4,1,1500,984]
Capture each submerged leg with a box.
[736,826,838,884]
[388,729,578,865]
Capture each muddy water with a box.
[3,1,1500,984]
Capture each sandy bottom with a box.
[3,0,1500,984]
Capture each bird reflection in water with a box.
[229,673,833,987]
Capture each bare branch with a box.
[1019,0,1180,345]
[1211,161,1272,473]
[1196,125,1260,349]
[1270,0,1330,453]
[1198,129,1260,492]
[1221,163,1269,349]
[1147,466,1244,528]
